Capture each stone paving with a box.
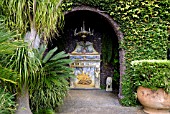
[57,90,146,114]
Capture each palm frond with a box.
[0,0,64,40]
[0,18,22,86]
[50,51,69,61]
[0,87,16,114]
[7,47,43,90]
[43,47,58,63]
[31,44,73,111]
[0,18,24,54]
[37,44,47,60]
[0,65,19,85]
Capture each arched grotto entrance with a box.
[49,6,125,99]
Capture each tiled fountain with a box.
[69,22,101,89]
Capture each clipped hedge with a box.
[62,0,170,106]
[131,60,170,93]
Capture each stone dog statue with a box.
[106,77,112,91]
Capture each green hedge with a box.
[62,0,170,106]
[131,60,170,94]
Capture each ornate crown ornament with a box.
[74,21,93,39]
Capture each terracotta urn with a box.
[137,86,170,114]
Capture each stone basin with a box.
[137,86,170,114]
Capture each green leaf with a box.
[43,47,57,63]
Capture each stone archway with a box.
[53,6,125,99]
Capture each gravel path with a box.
[57,90,146,114]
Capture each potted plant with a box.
[131,60,170,114]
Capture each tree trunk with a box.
[29,27,37,48]
[15,85,32,114]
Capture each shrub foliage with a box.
[131,60,170,93]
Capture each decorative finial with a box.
[74,21,93,38]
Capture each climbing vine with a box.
[62,0,170,106]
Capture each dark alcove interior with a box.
[49,10,119,90]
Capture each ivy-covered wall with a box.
[62,0,170,106]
